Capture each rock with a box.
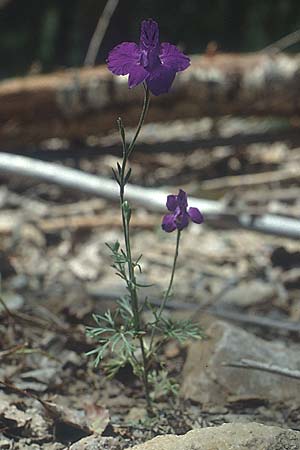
[126,422,300,450]
[0,292,24,313]
[181,320,300,405]
[218,280,275,307]
[69,435,120,450]
[281,268,300,289]
[126,407,148,422]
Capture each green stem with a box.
[139,336,152,414]
[127,84,150,158]
[117,85,152,412]
[149,229,181,351]
[158,229,181,317]
[118,86,150,329]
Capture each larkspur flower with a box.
[107,19,190,96]
[162,189,204,233]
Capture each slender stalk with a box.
[149,229,181,351]
[139,336,152,413]
[158,229,181,317]
[116,85,152,411]
[127,84,150,157]
[118,87,150,329]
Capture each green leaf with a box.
[124,167,132,184]
[111,168,120,185]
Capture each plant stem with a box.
[139,335,152,413]
[158,229,181,317]
[118,85,150,329]
[127,83,150,157]
[149,229,181,351]
[117,85,152,412]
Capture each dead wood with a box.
[225,359,300,380]
[1,153,300,239]
[0,211,158,235]
[200,165,300,190]
[209,308,300,333]
[2,53,300,148]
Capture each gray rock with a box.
[218,280,275,307]
[69,435,120,450]
[126,422,300,450]
[181,320,300,405]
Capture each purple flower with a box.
[107,19,190,96]
[162,189,204,233]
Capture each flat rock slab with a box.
[218,280,275,307]
[181,320,300,405]
[126,422,300,450]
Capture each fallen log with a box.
[1,152,300,239]
[1,53,300,148]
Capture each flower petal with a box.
[188,207,204,224]
[162,214,177,232]
[177,212,189,230]
[146,65,176,95]
[128,65,148,88]
[160,43,190,72]
[140,19,160,50]
[166,195,177,211]
[177,189,188,209]
[107,42,142,76]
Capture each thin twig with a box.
[208,307,300,333]
[225,358,300,380]
[0,295,17,334]
[0,379,64,419]
[0,343,28,360]
[263,28,300,54]
[0,295,15,321]
[84,0,119,67]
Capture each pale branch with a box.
[84,0,119,67]
[1,153,300,239]
[2,53,300,148]
[263,28,300,54]
[225,358,300,380]
[208,308,300,333]
[201,166,300,191]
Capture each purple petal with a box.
[177,212,189,230]
[146,65,176,95]
[140,19,160,50]
[177,189,188,209]
[143,47,161,71]
[160,43,190,72]
[107,42,142,76]
[162,214,177,233]
[188,207,204,224]
[166,195,177,212]
[128,65,148,88]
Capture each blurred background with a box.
[2,3,300,447]
[1,0,300,77]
